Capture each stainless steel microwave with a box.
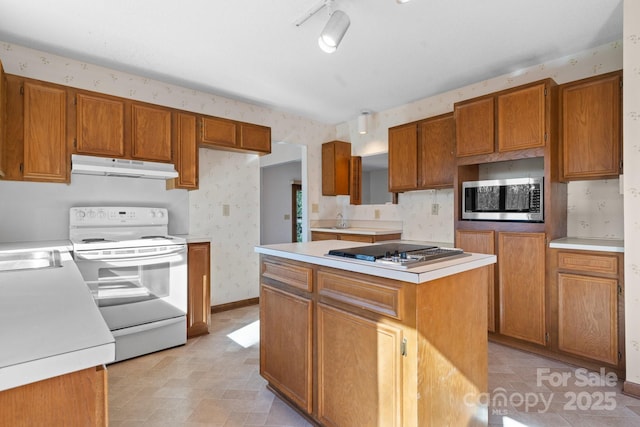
[462,177,543,222]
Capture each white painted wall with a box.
[261,161,302,245]
[623,0,640,388]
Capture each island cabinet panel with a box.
[75,92,125,157]
[498,232,547,346]
[130,102,172,162]
[454,96,495,157]
[456,229,496,332]
[560,71,622,180]
[317,303,403,427]
[260,284,313,413]
[388,122,418,191]
[187,242,211,338]
[497,82,546,152]
[0,365,108,426]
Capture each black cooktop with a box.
[328,243,437,262]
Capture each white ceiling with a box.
[0,0,623,125]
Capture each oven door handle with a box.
[74,245,187,261]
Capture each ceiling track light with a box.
[318,2,350,53]
[358,111,370,135]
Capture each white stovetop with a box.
[255,240,496,284]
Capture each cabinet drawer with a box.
[558,252,618,275]
[262,259,313,292]
[317,270,403,319]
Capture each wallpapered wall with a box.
[335,41,624,243]
[623,0,640,387]
[0,41,334,306]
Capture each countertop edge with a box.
[310,228,403,236]
[549,237,624,253]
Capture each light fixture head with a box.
[396,0,412,3]
[318,9,350,53]
[358,111,370,135]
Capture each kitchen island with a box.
[255,240,496,427]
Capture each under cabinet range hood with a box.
[71,155,178,180]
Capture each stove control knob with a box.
[88,210,96,218]
[75,210,86,219]
[156,210,165,218]
[149,210,156,218]
[97,210,106,219]
[400,252,407,259]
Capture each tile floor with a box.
[108,305,640,426]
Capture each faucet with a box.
[336,213,347,229]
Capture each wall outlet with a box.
[312,203,319,213]
[374,209,380,219]
[431,203,439,215]
[284,214,291,220]
[222,204,230,216]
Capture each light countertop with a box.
[255,240,495,284]
[549,237,624,253]
[310,227,403,236]
[0,243,115,392]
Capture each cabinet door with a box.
[454,97,494,157]
[76,93,125,157]
[317,303,402,427]
[168,112,198,190]
[388,122,417,191]
[200,116,236,148]
[419,113,454,188]
[497,82,546,152]
[321,140,350,196]
[560,72,621,180]
[131,103,172,162]
[0,60,5,177]
[23,81,68,182]
[349,156,362,205]
[239,122,271,153]
[558,273,618,365]
[260,284,313,413]
[187,242,210,338]
[456,230,496,332]
[498,232,546,345]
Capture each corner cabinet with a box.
[4,76,69,182]
[559,71,622,180]
[168,112,198,190]
[187,242,211,338]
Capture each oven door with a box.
[73,244,187,331]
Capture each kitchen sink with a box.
[0,250,63,272]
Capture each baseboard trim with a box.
[211,297,259,314]
[623,380,640,399]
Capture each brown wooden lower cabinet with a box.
[0,366,108,426]
[259,254,489,426]
[310,231,401,243]
[187,242,211,338]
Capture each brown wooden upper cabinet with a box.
[3,76,68,183]
[0,59,6,178]
[130,102,172,162]
[559,71,622,181]
[168,112,198,190]
[75,91,125,157]
[455,80,552,157]
[349,156,362,205]
[388,112,455,192]
[199,116,271,154]
[322,140,351,196]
